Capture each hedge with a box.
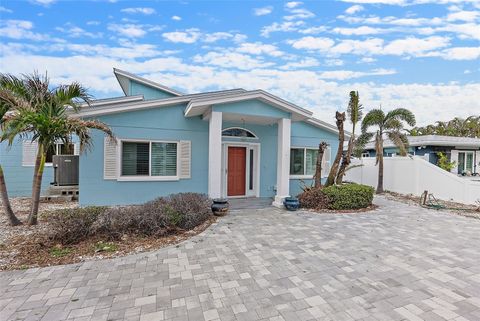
[322,183,374,210]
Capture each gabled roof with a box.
[81,95,144,108]
[184,89,313,121]
[364,135,480,149]
[113,68,184,97]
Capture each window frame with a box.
[221,127,258,139]
[117,138,180,181]
[289,147,319,179]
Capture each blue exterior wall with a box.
[214,100,291,119]
[289,122,340,196]
[129,80,177,100]
[79,104,209,206]
[0,139,54,197]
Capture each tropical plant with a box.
[0,96,22,226]
[356,108,416,193]
[336,91,363,184]
[0,72,114,225]
[436,152,456,172]
[410,115,480,138]
[325,112,346,187]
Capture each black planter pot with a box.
[211,198,229,216]
[283,197,300,211]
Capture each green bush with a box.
[322,184,374,210]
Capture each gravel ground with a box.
[0,197,78,244]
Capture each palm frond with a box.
[385,108,416,127]
[361,109,385,133]
[387,131,409,156]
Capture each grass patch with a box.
[94,241,118,253]
[50,247,72,258]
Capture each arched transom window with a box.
[222,127,257,138]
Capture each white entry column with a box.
[208,111,223,198]
[273,118,291,207]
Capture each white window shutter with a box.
[22,141,38,167]
[104,137,118,179]
[179,140,191,179]
[321,146,331,177]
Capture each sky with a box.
[0,0,479,127]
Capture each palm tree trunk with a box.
[336,135,354,185]
[0,164,22,226]
[376,141,384,194]
[314,142,327,188]
[28,145,45,225]
[326,112,345,186]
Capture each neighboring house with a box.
[1,68,342,206]
[362,135,480,175]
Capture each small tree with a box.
[436,152,456,172]
[336,91,363,184]
[314,142,328,188]
[357,108,416,194]
[325,112,345,187]
[0,72,115,225]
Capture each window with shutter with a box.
[290,147,321,177]
[179,140,191,179]
[22,141,38,167]
[104,137,118,179]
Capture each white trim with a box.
[184,90,312,121]
[117,138,180,181]
[222,141,261,198]
[80,95,144,108]
[273,118,291,207]
[208,111,223,198]
[222,127,258,139]
[114,68,184,96]
[289,146,318,179]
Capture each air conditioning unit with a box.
[52,155,79,186]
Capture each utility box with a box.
[53,155,79,186]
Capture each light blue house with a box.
[1,69,342,206]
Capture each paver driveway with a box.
[1,197,479,321]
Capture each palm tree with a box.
[0,98,23,226]
[336,91,363,184]
[357,108,416,194]
[0,72,114,225]
[409,115,480,138]
[325,111,346,187]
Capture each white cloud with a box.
[86,21,100,26]
[0,19,54,41]
[440,47,480,60]
[29,0,56,6]
[121,7,156,15]
[345,5,364,14]
[261,21,305,37]
[108,24,147,38]
[332,26,384,35]
[56,24,102,39]
[464,69,472,74]
[288,36,335,50]
[203,32,234,43]
[325,59,345,66]
[0,6,12,13]
[318,68,396,80]
[284,8,315,21]
[298,26,328,34]
[382,36,450,55]
[171,15,182,21]
[280,57,320,69]
[237,42,283,57]
[254,6,273,16]
[285,2,302,9]
[162,28,201,43]
[361,57,377,63]
[447,10,480,22]
[193,52,274,70]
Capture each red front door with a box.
[227,147,246,196]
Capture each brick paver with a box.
[1,197,479,321]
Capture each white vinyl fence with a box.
[345,156,480,205]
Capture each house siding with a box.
[0,139,55,197]
[79,104,209,206]
[129,80,178,100]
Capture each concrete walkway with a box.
[1,197,479,321]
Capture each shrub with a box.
[46,207,107,245]
[322,183,374,210]
[298,188,329,210]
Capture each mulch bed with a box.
[384,191,480,219]
[300,204,379,215]
[0,198,217,271]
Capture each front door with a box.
[227,147,246,196]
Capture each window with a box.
[458,151,474,174]
[121,140,178,178]
[46,143,75,163]
[222,128,257,138]
[290,148,317,176]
